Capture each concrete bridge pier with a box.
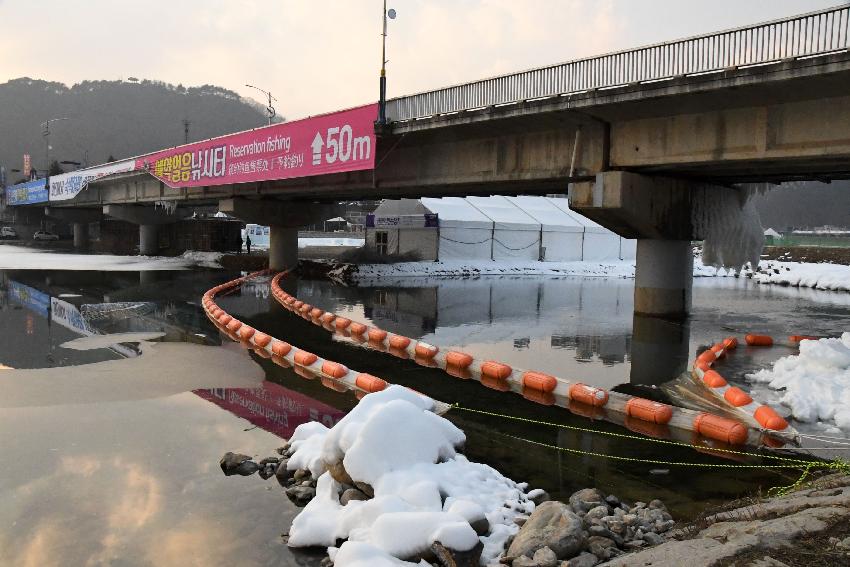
[570,171,745,320]
[219,198,340,271]
[44,207,103,250]
[103,205,185,256]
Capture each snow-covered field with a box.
[0,244,223,271]
[748,333,850,431]
[285,386,533,566]
[299,237,364,248]
[743,259,850,292]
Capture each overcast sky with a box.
[0,0,841,119]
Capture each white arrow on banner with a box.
[311,132,324,166]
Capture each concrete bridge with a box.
[8,4,850,318]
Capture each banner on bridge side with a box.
[134,103,378,189]
[49,160,136,201]
[5,179,48,205]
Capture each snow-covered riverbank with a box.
[0,244,223,271]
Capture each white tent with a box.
[547,197,627,260]
[507,196,586,261]
[421,197,492,260]
[466,196,540,260]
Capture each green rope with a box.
[452,403,811,464]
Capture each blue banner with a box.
[7,280,51,319]
[5,179,48,205]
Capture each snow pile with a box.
[0,244,199,271]
[299,237,365,248]
[744,260,850,292]
[692,185,765,271]
[180,250,224,268]
[748,333,850,429]
[286,386,533,565]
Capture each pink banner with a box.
[135,103,378,188]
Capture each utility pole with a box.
[41,117,70,178]
[182,119,191,144]
[378,1,397,125]
[245,84,277,126]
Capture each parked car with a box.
[33,230,59,241]
[0,226,17,239]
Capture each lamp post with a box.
[245,84,277,126]
[378,1,397,125]
[41,117,70,178]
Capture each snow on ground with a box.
[742,259,850,292]
[285,386,533,566]
[353,258,721,281]
[299,237,365,248]
[0,244,221,271]
[748,333,850,430]
[179,250,224,268]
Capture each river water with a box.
[1,267,848,566]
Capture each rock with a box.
[514,515,529,527]
[293,468,310,481]
[220,452,254,476]
[259,456,280,466]
[563,551,598,567]
[354,481,375,498]
[648,499,667,511]
[507,501,586,560]
[431,540,483,567]
[275,460,294,486]
[586,525,622,546]
[513,546,558,567]
[836,536,850,551]
[586,536,617,560]
[529,490,551,506]
[604,519,625,536]
[583,506,609,526]
[258,463,276,480]
[622,514,637,526]
[301,480,313,486]
[470,516,490,537]
[569,489,607,514]
[604,495,620,508]
[276,442,291,455]
[319,557,333,567]
[340,488,369,506]
[325,458,354,485]
[285,485,316,506]
[642,532,664,546]
[623,540,645,550]
[234,461,259,476]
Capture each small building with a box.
[365,196,635,262]
[763,227,782,245]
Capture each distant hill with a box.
[0,77,277,183]
[754,180,850,231]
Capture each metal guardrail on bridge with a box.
[387,4,850,122]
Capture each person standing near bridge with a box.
[245,233,252,255]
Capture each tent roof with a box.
[466,195,539,230]
[546,197,609,233]
[763,228,782,237]
[420,197,492,228]
[506,196,585,232]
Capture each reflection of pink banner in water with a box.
[194,381,345,438]
[135,104,378,189]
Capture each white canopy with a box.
[507,196,585,233]
[466,195,539,231]
[421,197,492,229]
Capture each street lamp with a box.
[41,117,71,178]
[378,1,397,125]
[245,84,277,126]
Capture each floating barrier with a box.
[690,334,807,436]
[267,272,796,449]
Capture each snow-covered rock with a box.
[285,386,533,565]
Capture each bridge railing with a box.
[387,4,849,122]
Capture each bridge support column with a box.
[634,240,693,319]
[72,223,89,249]
[139,224,159,256]
[269,226,299,271]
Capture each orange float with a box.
[693,413,748,445]
[723,337,739,350]
[355,373,387,393]
[723,387,753,407]
[252,332,272,348]
[310,308,324,319]
[789,335,818,343]
[445,351,474,368]
[349,322,368,335]
[569,383,609,407]
[321,361,349,379]
[414,343,438,359]
[294,351,318,366]
[445,364,472,379]
[702,370,728,388]
[697,350,717,365]
[368,328,388,342]
[745,334,773,346]
[480,361,512,380]
[335,317,352,330]
[522,371,557,393]
[522,387,555,406]
[480,375,511,392]
[271,341,292,357]
[321,377,348,392]
[389,336,411,350]
[754,405,789,430]
[625,398,673,424]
